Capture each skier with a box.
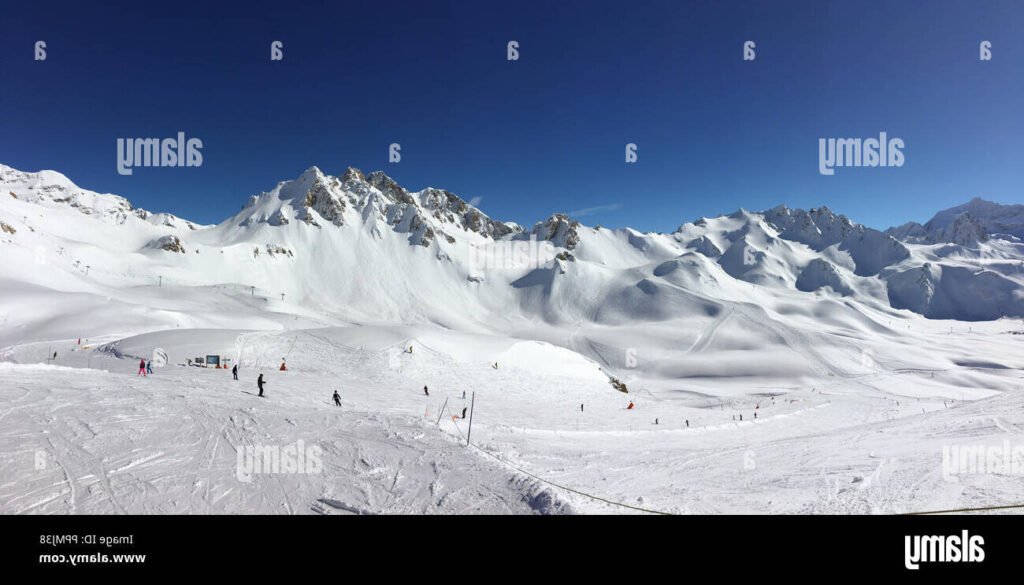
[52,351,57,361]
[137,358,147,377]
[423,385,429,397]
[333,390,341,407]
[739,414,743,421]
[232,364,238,380]
[685,419,689,428]
[580,403,584,412]
[257,373,266,397]
[279,361,287,371]
[461,406,467,419]
[146,360,154,375]
[754,412,757,419]
[627,401,635,410]
[655,418,659,425]
[462,390,466,400]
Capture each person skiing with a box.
[333,390,341,407]
[52,351,57,361]
[655,418,659,425]
[232,364,238,380]
[754,412,757,419]
[137,358,147,377]
[279,360,287,371]
[580,403,584,412]
[257,373,266,397]
[461,406,467,419]
[685,419,689,428]
[627,401,635,410]
[423,385,429,396]
[461,390,466,400]
[146,360,153,375]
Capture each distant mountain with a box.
[887,197,1024,245]
[2,162,1023,332]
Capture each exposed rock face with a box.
[148,235,186,253]
[529,214,581,250]
[238,166,523,249]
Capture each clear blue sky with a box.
[1,0,1021,231]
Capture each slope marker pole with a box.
[466,392,476,446]
[436,397,448,426]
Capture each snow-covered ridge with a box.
[1,162,1022,326]
[0,163,201,230]
[886,197,1024,246]
[234,165,523,247]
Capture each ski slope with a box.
[2,320,1022,514]
[2,162,1023,514]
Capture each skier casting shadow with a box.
[333,390,341,407]
[257,373,266,397]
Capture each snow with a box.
[1,162,1023,514]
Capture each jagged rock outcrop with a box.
[147,235,186,253]
[530,214,581,249]
[764,205,909,275]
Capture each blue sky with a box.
[1,0,1021,231]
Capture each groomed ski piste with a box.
[1,163,1023,514]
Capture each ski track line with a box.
[686,305,734,354]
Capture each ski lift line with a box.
[284,335,298,360]
[904,502,1024,515]
[441,403,670,515]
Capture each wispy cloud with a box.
[468,196,484,207]
[568,203,622,218]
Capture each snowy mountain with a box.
[3,161,1024,515]
[3,162,1023,340]
[887,197,1024,245]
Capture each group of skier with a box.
[136,358,154,376]
[128,346,470,421]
